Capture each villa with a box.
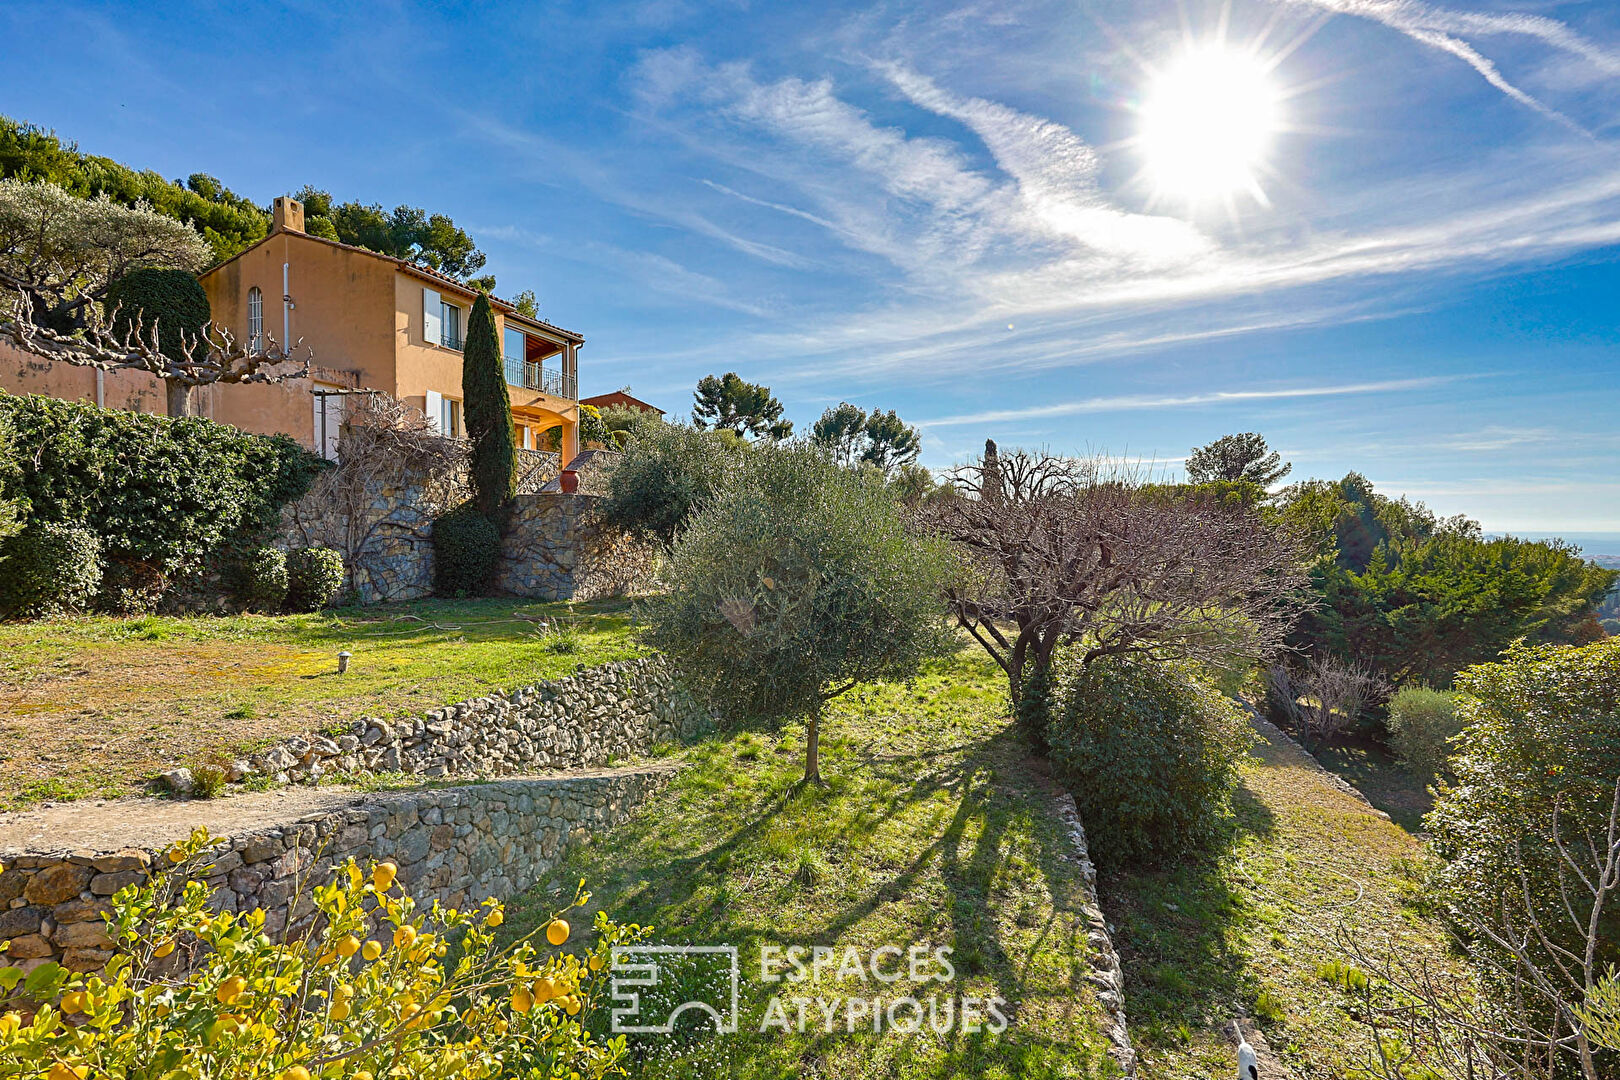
[0,195,585,464]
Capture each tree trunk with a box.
[804,707,823,787]
[166,380,194,418]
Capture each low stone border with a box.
[1052,792,1137,1076]
[1,765,675,984]
[166,656,712,794]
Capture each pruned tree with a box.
[0,178,310,416]
[1186,431,1291,488]
[920,441,1306,744]
[691,371,792,440]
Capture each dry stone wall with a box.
[231,657,709,790]
[0,767,673,983]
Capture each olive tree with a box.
[645,443,953,785]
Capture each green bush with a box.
[285,546,343,612]
[0,521,102,618]
[433,504,501,597]
[597,421,747,542]
[1385,686,1461,775]
[1427,639,1620,1019]
[97,555,167,615]
[0,392,323,593]
[239,546,289,612]
[1048,654,1253,867]
[104,266,211,364]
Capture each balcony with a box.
[440,329,463,351]
[503,355,577,400]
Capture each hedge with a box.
[0,391,324,598]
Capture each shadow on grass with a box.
[1096,779,1277,1056]
[508,689,1121,1079]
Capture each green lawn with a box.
[504,648,1122,1080]
[0,598,644,809]
[1100,718,1460,1079]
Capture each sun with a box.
[1137,44,1282,209]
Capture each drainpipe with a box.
[95,369,104,408]
[282,260,292,353]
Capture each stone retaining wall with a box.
[226,656,710,790]
[493,493,658,602]
[1053,792,1137,1076]
[1,766,673,983]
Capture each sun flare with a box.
[1138,44,1282,209]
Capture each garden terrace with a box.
[0,598,643,810]
[503,648,1127,1079]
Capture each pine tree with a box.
[461,293,515,523]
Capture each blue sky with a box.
[3,0,1618,534]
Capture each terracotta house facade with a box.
[1,196,583,463]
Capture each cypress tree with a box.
[461,293,515,522]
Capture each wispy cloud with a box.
[919,376,1461,427]
[1277,0,1620,127]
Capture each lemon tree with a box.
[0,831,647,1079]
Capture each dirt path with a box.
[0,765,675,857]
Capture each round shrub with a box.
[433,504,501,597]
[0,521,102,618]
[104,267,211,364]
[285,546,343,612]
[1047,654,1253,867]
[1385,686,1461,776]
[239,546,290,612]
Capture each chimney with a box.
[271,195,305,235]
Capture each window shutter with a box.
[423,288,441,345]
[425,390,444,433]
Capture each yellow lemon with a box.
[545,919,569,946]
[166,846,186,864]
[484,908,504,928]
[59,991,85,1015]
[216,975,247,1005]
[334,984,356,1000]
[330,1000,351,1020]
[361,940,383,961]
[510,987,533,1013]
[152,939,176,959]
[393,925,417,950]
[280,1068,312,1080]
[352,1073,374,1080]
[588,954,603,972]
[47,1064,89,1080]
[372,862,398,891]
[0,1012,20,1036]
[564,995,581,1016]
[399,1003,422,1028]
[336,934,361,958]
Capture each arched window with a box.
[247,286,263,352]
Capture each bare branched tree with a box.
[0,178,311,416]
[1266,655,1388,748]
[919,441,1306,735]
[283,393,467,600]
[1341,780,1620,1080]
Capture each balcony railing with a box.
[440,329,463,351]
[503,355,577,400]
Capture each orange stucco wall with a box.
[1,340,167,414]
[8,228,581,461]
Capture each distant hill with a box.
[1590,554,1620,571]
